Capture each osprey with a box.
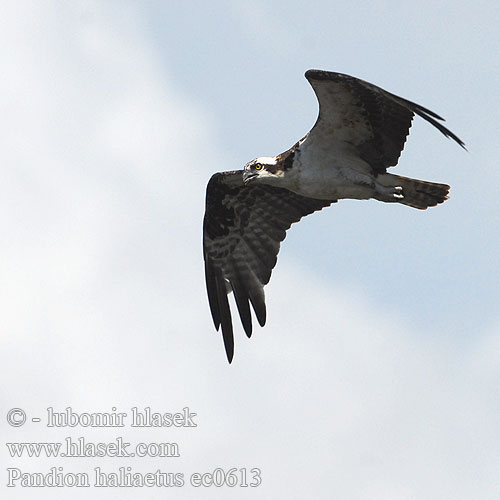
[203,70,464,363]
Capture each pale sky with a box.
[1,1,499,499]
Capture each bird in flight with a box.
[203,70,464,363]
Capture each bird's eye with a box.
[254,163,263,170]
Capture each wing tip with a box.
[225,344,234,364]
[221,322,234,364]
[451,135,467,151]
[411,103,466,150]
[256,309,266,327]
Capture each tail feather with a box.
[377,173,450,210]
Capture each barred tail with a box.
[377,173,450,210]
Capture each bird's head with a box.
[243,156,282,185]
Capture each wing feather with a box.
[228,258,253,338]
[204,258,220,330]
[203,171,334,362]
[214,270,234,361]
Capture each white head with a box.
[254,156,277,165]
[243,156,283,185]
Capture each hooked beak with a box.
[243,170,258,184]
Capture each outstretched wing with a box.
[304,70,465,174]
[203,170,335,362]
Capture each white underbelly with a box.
[285,156,376,201]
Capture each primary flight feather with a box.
[203,70,464,363]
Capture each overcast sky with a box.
[1,1,499,499]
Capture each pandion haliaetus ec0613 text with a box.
[203,70,465,363]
